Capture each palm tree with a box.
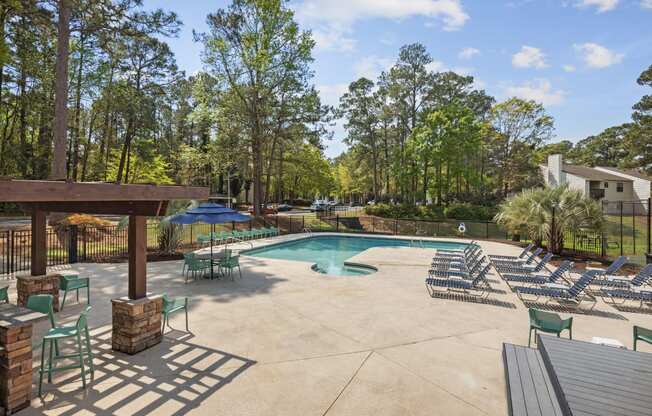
[494,185,604,254]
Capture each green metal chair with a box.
[59,273,90,310]
[38,305,94,396]
[0,286,8,303]
[27,294,59,355]
[184,253,211,282]
[634,326,652,351]
[218,249,242,280]
[162,294,189,334]
[528,308,573,347]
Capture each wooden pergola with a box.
[0,179,209,299]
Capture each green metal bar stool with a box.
[0,286,8,303]
[27,294,59,355]
[38,305,94,396]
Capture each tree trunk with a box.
[51,0,70,180]
[71,34,86,181]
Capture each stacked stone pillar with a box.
[0,320,33,415]
[111,295,162,355]
[16,274,61,311]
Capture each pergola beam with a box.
[22,201,169,216]
[0,179,208,202]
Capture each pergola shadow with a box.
[32,326,256,416]
[427,292,517,309]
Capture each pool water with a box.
[243,235,467,276]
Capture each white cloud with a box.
[354,56,394,79]
[641,0,652,9]
[296,0,470,51]
[512,46,548,69]
[318,83,349,107]
[574,42,624,68]
[425,60,447,73]
[458,47,480,60]
[505,79,565,106]
[576,0,619,12]
[562,64,576,72]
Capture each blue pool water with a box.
[243,235,467,276]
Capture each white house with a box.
[541,154,652,213]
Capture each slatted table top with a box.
[539,335,652,416]
[0,303,46,329]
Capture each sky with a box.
[144,0,652,158]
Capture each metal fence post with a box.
[336,215,340,232]
[648,197,651,255]
[372,216,375,233]
[68,225,78,264]
[302,216,305,231]
[82,226,87,262]
[8,230,14,275]
[620,201,624,257]
[485,222,489,239]
[394,218,398,235]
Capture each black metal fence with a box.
[2,199,651,275]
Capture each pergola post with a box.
[128,215,147,299]
[30,210,47,276]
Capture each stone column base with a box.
[111,295,163,355]
[16,274,61,312]
[0,324,33,415]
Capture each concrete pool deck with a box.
[3,233,651,415]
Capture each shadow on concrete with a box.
[32,327,256,416]
[521,301,628,320]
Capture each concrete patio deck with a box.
[3,233,652,415]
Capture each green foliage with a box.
[494,185,604,254]
[443,203,497,221]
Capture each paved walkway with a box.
[4,234,651,416]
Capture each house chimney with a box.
[548,154,563,187]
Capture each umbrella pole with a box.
[210,223,215,279]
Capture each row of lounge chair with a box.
[425,243,493,299]
[490,244,652,311]
[197,227,280,245]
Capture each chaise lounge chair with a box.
[425,263,492,299]
[502,260,573,289]
[489,243,534,261]
[494,253,553,275]
[512,270,599,311]
[492,247,543,266]
[599,264,652,308]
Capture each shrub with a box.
[444,203,497,221]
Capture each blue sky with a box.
[144,0,652,157]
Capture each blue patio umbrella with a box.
[168,202,251,278]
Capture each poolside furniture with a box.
[425,263,492,299]
[197,234,211,246]
[502,260,573,288]
[588,255,628,279]
[634,326,652,351]
[218,249,242,280]
[489,243,534,261]
[513,270,599,311]
[492,247,543,266]
[0,286,8,303]
[528,308,572,347]
[592,263,652,287]
[60,273,90,310]
[435,241,477,254]
[38,305,94,397]
[494,253,553,275]
[162,294,189,334]
[598,264,652,307]
[431,249,482,267]
[433,245,481,261]
[429,256,486,279]
[183,252,211,282]
[27,294,59,354]
[430,255,486,276]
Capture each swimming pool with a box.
[243,235,468,276]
